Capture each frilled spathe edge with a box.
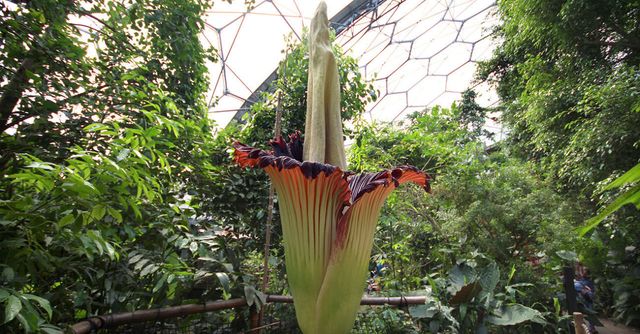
[232,132,431,207]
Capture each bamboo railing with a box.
[69,295,427,334]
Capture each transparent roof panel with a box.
[203,1,352,127]
[204,0,499,128]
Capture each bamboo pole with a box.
[69,295,427,334]
[257,52,287,331]
[260,92,282,293]
[69,298,248,334]
[261,58,286,291]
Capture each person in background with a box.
[575,267,597,333]
[367,261,386,293]
[575,268,595,309]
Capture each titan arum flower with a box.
[233,3,430,333]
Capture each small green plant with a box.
[354,306,418,334]
[0,288,61,334]
[410,257,546,333]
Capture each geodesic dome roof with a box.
[203,0,500,131]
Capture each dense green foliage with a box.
[0,1,229,332]
[349,103,584,333]
[478,0,640,326]
[478,0,640,206]
[0,2,376,332]
[1,0,638,333]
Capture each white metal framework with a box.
[202,0,500,129]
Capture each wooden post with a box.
[563,266,577,312]
[573,312,587,334]
[249,305,260,330]
[563,266,577,333]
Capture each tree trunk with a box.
[0,58,35,129]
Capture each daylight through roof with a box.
[204,0,500,135]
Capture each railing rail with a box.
[69,294,427,334]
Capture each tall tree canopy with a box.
[478,0,640,195]
[479,0,640,325]
[0,1,225,332]
[0,2,377,331]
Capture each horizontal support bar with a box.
[69,294,426,334]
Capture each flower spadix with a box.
[233,2,430,333]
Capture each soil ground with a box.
[596,318,640,334]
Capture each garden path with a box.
[596,318,640,334]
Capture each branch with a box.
[1,84,109,133]
[77,11,118,34]
[76,10,145,54]
[0,58,35,129]
[0,0,75,129]
[581,38,640,50]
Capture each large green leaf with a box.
[448,263,477,293]
[244,285,267,310]
[449,282,482,305]
[139,264,158,277]
[486,304,545,326]
[152,274,167,293]
[15,311,38,332]
[1,268,14,282]
[479,262,500,294]
[579,183,640,236]
[3,295,22,324]
[408,304,429,319]
[605,163,640,190]
[578,163,640,236]
[0,220,16,227]
[25,162,55,170]
[556,250,578,262]
[23,294,52,320]
[91,204,106,220]
[57,214,75,229]
[215,272,230,293]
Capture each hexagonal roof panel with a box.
[205,0,499,128]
